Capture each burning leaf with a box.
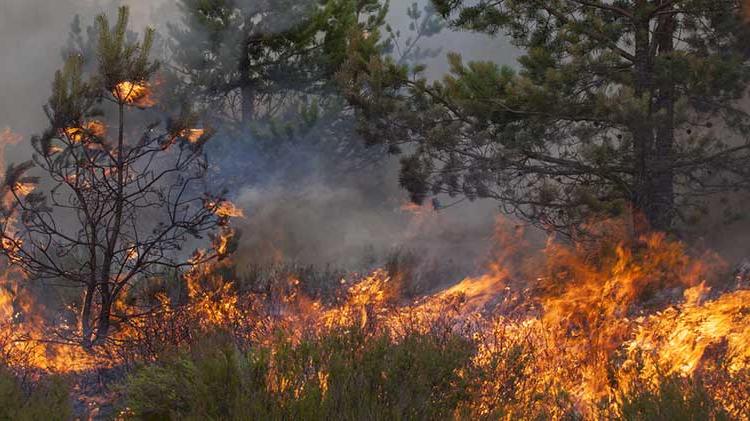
[0,128,23,176]
[207,200,245,219]
[180,129,205,144]
[12,182,35,198]
[1,236,23,264]
[212,228,237,259]
[113,81,156,107]
[125,244,139,263]
[62,120,106,143]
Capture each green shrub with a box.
[617,373,730,421]
[0,368,72,421]
[121,329,472,420]
[120,338,274,420]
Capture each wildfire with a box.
[629,287,750,375]
[180,128,205,144]
[207,199,245,219]
[112,81,155,107]
[62,120,106,143]
[1,214,749,419]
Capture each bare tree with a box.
[0,7,235,349]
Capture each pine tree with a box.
[342,0,750,235]
[0,7,232,348]
[168,0,388,126]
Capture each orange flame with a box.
[180,129,205,144]
[207,200,245,219]
[0,128,23,176]
[1,214,749,420]
[63,120,106,143]
[113,81,155,107]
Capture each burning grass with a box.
[1,218,749,419]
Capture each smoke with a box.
[385,0,520,78]
[232,163,502,271]
[0,0,520,284]
[0,0,176,160]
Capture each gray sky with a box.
[0,0,171,134]
[0,0,517,136]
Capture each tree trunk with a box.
[88,101,125,347]
[631,12,655,235]
[80,281,97,349]
[93,294,112,346]
[649,9,677,232]
[241,83,255,124]
[630,5,676,234]
[240,34,255,124]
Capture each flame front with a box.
[1,216,749,419]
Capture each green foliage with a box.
[342,0,750,235]
[120,330,472,420]
[167,0,397,182]
[385,1,445,64]
[169,0,389,126]
[0,369,72,421]
[117,322,749,420]
[96,6,158,89]
[617,374,730,421]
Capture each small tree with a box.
[342,0,750,235]
[0,7,232,348]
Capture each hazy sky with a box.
[0,0,517,136]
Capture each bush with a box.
[0,368,72,421]
[119,338,273,420]
[120,329,472,420]
[617,373,730,421]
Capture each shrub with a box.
[0,368,72,421]
[617,373,730,421]
[120,329,472,420]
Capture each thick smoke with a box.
[0,0,516,286]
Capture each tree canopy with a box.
[342,0,750,235]
[168,0,389,126]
